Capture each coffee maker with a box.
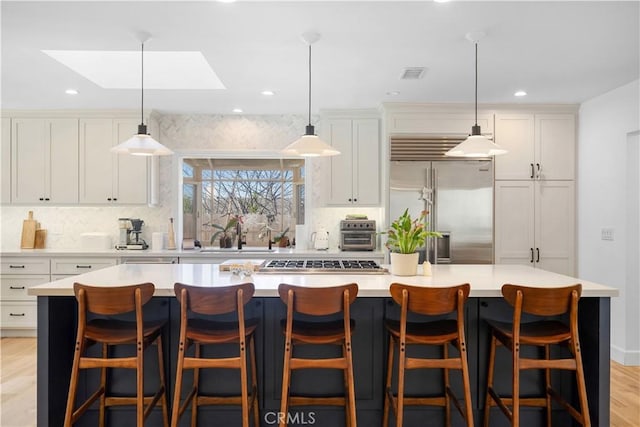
[115,218,148,250]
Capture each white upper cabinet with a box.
[11,118,78,204]
[1,118,10,204]
[326,117,380,206]
[79,118,148,204]
[535,114,576,180]
[494,113,575,180]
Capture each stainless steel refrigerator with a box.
[389,159,494,264]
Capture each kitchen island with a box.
[30,263,617,427]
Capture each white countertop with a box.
[2,247,385,259]
[28,263,618,298]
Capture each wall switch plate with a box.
[601,228,614,241]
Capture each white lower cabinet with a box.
[50,257,117,276]
[495,180,575,276]
[0,257,50,336]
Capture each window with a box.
[182,158,304,247]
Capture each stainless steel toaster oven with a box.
[340,220,376,251]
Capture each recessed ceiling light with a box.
[42,50,225,89]
[232,108,243,113]
[65,89,78,95]
[386,91,400,96]
[217,0,236,3]
[514,90,527,97]
[434,0,451,3]
[261,90,275,96]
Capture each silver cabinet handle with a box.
[536,248,540,263]
[530,163,534,179]
[530,248,534,263]
[536,163,541,179]
[9,286,26,290]
[9,265,25,269]
[76,265,92,269]
[9,313,25,317]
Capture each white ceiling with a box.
[2,1,639,115]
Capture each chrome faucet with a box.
[236,221,243,250]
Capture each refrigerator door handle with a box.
[432,167,438,263]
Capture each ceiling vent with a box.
[400,67,426,80]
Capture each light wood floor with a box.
[1,337,638,426]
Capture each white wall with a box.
[578,79,640,365]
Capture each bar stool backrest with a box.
[174,282,255,315]
[501,284,582,317]
[278,283,358,316]
[389,283,470,316]
[73,282,155,315]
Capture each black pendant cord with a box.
[474,42,478,127]
[141,42,145,127]
[307,44,312,127]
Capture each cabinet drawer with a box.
[50,257,116,275]
[1,302,37,328]
[0,275,49,301]
[1,257,50,275]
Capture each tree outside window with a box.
[183,158,304,247]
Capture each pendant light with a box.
[445,32,507,157]
[111,34,173,156]
[282,32,340,157]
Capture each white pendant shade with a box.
[115,35,173,157]
[446,32,507,158]
[282,134,340,157]
[283,32,340,158]
[111,133,173,156]
[445,134,507,157]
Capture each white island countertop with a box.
[29,263,618,298]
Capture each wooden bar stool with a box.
[64,282,169,427]
[172,282,259,427]
[383,283,473,427]
[278,283,359,427]
[483,284,590,427]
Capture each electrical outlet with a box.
[601,228,614,241]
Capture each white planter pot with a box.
[390,252,419,276]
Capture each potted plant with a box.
[209,215,241,248]
[273,227,290,248]
[383,209,441,276]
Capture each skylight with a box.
[42,50,226,90]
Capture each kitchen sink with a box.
[199,247,276,253]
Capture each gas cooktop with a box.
[258,259,388,274]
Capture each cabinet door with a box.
[1,118,11,204]
[48,118,79,203]
[80,118,115,203]
[494,114,535,180]
[535,181,575,275]
[535,114,575,180]
[352,119,380,205]
[494,181,535,265]
[11,118,78,203]
[11,118,46,203]
[328,119,354,205]
[113,119,148,204]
